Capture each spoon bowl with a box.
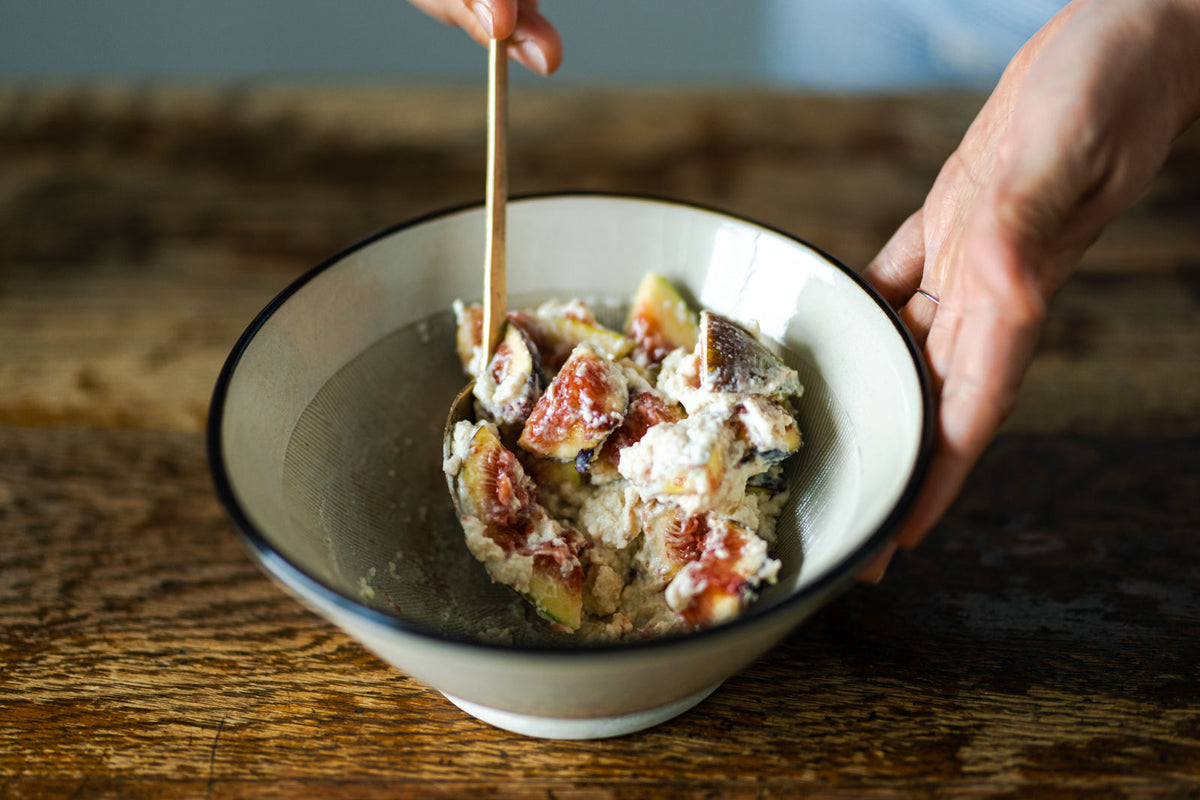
[445,380,477,434]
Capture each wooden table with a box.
[2,85,1198,797]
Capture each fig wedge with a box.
[528,547,585,630]
[746,467,787,494]
[637,503,712,587]
[473,322,547,432]
[625,272,699,368]
[700,311,802,398]
[518,342,630,463]
[446,420,585,629]
[664,516,779,630]
[453,301,485,376]
[452,420,537,528]
[518,451,586,491]
[731,396,802,464]
[510,305,635,374]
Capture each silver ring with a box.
[915,287,940,305]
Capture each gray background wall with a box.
[0,1,767,85]
[0,1,1061,88]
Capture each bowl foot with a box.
[441,683,721,739]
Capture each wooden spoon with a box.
[445,36,508,438]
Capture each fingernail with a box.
[869,541,899,584]
[471,2,494,38]
[514,39,549,75]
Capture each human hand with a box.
[857,0,1200,581]
[407,0,562,75]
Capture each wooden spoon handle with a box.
[481,36,508,371]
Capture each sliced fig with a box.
[473,322,547,432]
[446,421,585,630]
[517,450,587,519]
[731,396,801,464]
[518,342,630,463]
[591,387,686,482]
[638,503,712,587]
[453,421,538,529]
[528,545,584,629]
[625,273,699,368]
[518,450,585,491]
[454,301,485,376]
[540,298,598,325]
[663,516,779,629]
[510,304,635,374]
[746,467,786,494]
[700,311,802,398]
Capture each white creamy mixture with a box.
[444,284,803,641]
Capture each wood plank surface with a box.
[1,85,1198,798]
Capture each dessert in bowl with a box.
[445,278,806,642]
[207,193,934,739]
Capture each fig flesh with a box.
[518,342,630,463]
[624,272,699,369]
[664,516,779,629]
[637,503,712,587]
[509,303,635,374]
[447,420,585,629]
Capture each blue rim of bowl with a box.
[207,191,935,655]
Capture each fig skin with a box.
[746,467,787,494]
[519,451,585,490]
[473,322,547,433]
[700,311,802,398]
[625,272,699,369]
[528,549,584,629]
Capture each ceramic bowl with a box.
[207,193,933,739]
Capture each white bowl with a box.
[208,194,933,739]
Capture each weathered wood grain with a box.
[1,86,1198,436]
[1,85,1199,797]
[1,428,1197,797]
